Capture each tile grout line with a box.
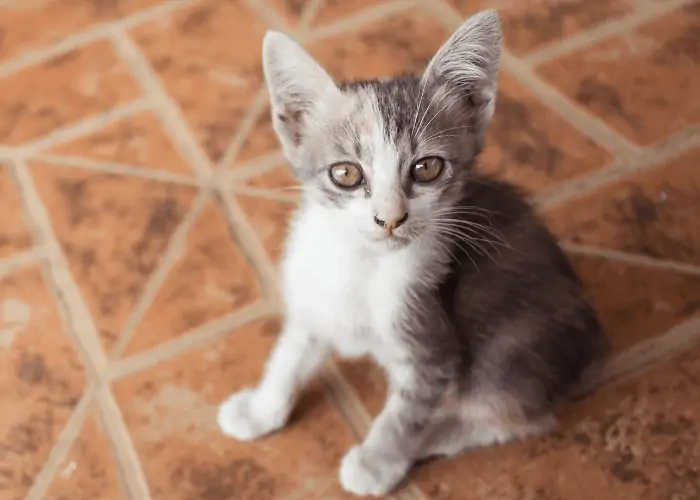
[230,185,301,204]
[30,152,204,187]
[9,156,110,381]
[109,301,278,381]
[561,241,700,277]
[94,386,153,500]
[424,0,640,161]
[26,385,97,500]
[108,190,210,360]
[0,246,46,277]
[212,187,283,305]
[535,125,700,210]
[222,151,286,182]
[522,0,695,66]
[216,0,322,171]
[216,86,270,171]
[298,0,424,44]
[18,99,152,154]
[573,315,700,399]
[503,52,640,160]
[108,29,214,181]
[0,0,199,79]
[242,0,293,32]
[10,155,154,500]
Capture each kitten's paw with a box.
[339,445,409,497]
[217,388,287,441]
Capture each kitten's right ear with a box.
[262,31,340,160]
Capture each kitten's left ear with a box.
[422,10,502,133]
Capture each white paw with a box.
[339,445,409,497]
[217,388,287,441]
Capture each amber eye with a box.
[329,162,364,188]
[411,157,445,183]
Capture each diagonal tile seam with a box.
[212,188,283,305]
[534,124,700,210]
[29,152,204,188]
[322,365,428,500]
[7,155,155,499]
[9,156,109,381]
[94,385,153,500]
[94,8,429,499]
[0,246,47,278]
[522,0,698,66]
[108,300,278,381]
[108,29,213,182]
[298,0,425,45]
[243,0,294,32]
[86,21,294,499]
[25,384,97,500]
[108,189,209,360]
[216,87,270,171]
[223,150,286,182]
[572,315,700,399]
[0,0,199,79]
[561,242,700,278]
[16,98,151,153]
[230,185,301,204]
[216,0,323,171]
[424,0,641,161]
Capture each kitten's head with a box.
[262,11,502,248]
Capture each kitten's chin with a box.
[368,233,413,251]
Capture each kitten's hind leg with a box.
[217,321,329,441]
[417,405,556,460]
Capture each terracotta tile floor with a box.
[1,1,699,499]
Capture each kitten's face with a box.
[262,11,502,248]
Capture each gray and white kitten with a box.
[217,10,607,497]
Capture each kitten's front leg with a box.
[340,362,448,496]
[217,321,329,441]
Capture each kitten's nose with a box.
[374,212,408,236]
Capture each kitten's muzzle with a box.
[374,212,408,237]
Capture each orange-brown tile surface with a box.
[0,164,33,259]
[0,266,86,500]
[1,0,700,499]
[44,414,126,500]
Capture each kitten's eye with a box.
[411,157,444,183]
[329,162,364,188]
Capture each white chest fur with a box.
[281,205,423,363]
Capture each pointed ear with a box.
[262,31,341,160]
[422,10,502,132]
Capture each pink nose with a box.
[373,213,408,236]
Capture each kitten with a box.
[217,10,607,497]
